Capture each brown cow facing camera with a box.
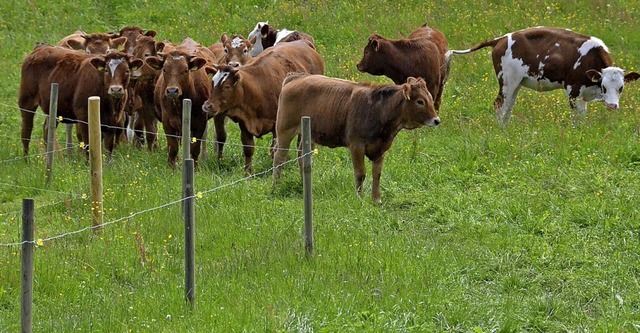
[273,74,440,204]
[357,24,450,111]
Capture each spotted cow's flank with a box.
[447,26,640,123]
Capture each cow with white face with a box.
[247,21,315,57]
[220,33,256,67]
[447,27,639,123]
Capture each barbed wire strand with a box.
[3,103,301,152]
[0,151,311,247]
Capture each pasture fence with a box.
[2,96,316,328]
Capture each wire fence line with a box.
[0,150,311,247]
[0,143,82,164]
[2,102,302,152]
[0,193,87,218]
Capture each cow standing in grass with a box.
[202,40,324,174]
[273,74,440,204]
[247,21,315,57]
[446,26,640,123]
[357,24,450,111]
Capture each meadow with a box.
[1,0,640,331]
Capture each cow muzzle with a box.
[109,86,125,98]
[604,102,619,110]
[428,117,441,127]
[166,87,181,99]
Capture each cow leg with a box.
[273,133,295,179]
[20,109,36,156]
[76,121,90,160]
[103,131,116,160]
[371,155,385,204]
[190,125,206,168]
[569,98,588,125]
[213,114,227,159]
[142,110,158,151]
[349,145,367,197]
[164,125,179,168]
[239,126,255,174]
[494,81,521,124]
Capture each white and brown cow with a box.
[356,24,450,111]
[202,40,324,174]
[247,21,315,57]
[273,74,440,204]
[447,26,640,123]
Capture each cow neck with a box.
[366,88,405,140]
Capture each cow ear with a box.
[155,41,167,53]
[370,38,379,52]
[129,59,144,71]
[233,71,243,86]
[145,30,157,38]
[585,69,602,82]
[145,56,163,70]
[90,58,107,72]
[402,83,411,101]
[189,57,208,71]
[111,36,127,51]
[204,65,217,77]
[261,24,270,37]
[248,34,257,46]
[220,33,229,44]
[66,39,84,50]
[624,72,640,83]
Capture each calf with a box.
[19,45,142,155]
[446,26,640,123]
[220,33,256,67]
[357,24,450,111]
[247,21,315,57]
[114,26,157,55]
[202,40,324,173]
[146,38,227,167]
[273,75,440,204]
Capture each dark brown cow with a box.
[146,38,227,167]
[19,45,142,155]
[447,26,640,123]
[128,34,162,150]
[247,21,315,57]
[273,74,439,204]
[220,33,256,67]
[114,26,157,55]
[202,40,324,173]
[57,31,127,54]
[357,24,450,111]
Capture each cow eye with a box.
[602,87,607,94]
[243,49,248,54]
[224,48,228,54]
[416,99,425,106]
[144,52,151,57]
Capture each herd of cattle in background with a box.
[17,22,639,202]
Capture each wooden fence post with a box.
[21,198,34,333]
[301,116,314,256]
[65,124,74,158]
[183,158,196,309]
[45,83,58,185]
[182,99,192,161]
[88,96,103,232]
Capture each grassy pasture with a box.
[1,0,640,331]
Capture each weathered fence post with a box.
[182,99,192,161]
[45,83,58,185]
[183,158,196,309]
[301,116,314,256]
[21,198,34,333]
[88,96,103,232]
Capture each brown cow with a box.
[220,33,256,67]
[145,38,227,167]
[247,21,315,57]
[19,45,142,156]
[446,26,640,123]
[273,74,440,204]
[114,26,157,55]
[202,40,324,173]
[57,31,127,54]
[357,24,450,111]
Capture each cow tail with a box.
[444,37,503,79]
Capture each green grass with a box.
[2,0,640,331]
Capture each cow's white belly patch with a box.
[521,76,563,91]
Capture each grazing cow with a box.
[202,40,324,173]
[357,24,450,111]
[273,74,440,204]
[57,31,126,54]
[247,21,315,57]
[220,33,256,67]
[145,38,227,167]
[19,45,142,156]
[446,26,640,123]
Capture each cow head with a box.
[399,77,439,128]
[221,33,255,68]
[130,35,159,80]
[248,21,268,57]
[356,34,386,75]
[89,52,143,99]
[586,67,640,109]
[202,64,242,115]
[117,26,157,55]
[146,51,208,100]
[74,33,127,54]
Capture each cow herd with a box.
[18,24,639,203]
